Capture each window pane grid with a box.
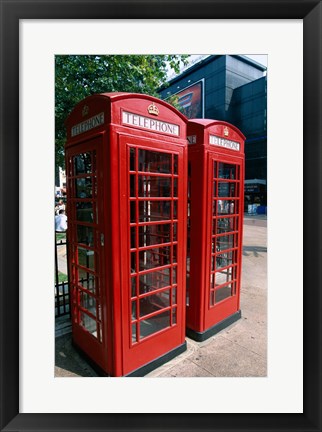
[69,150,103,339]
[129,147,178,345]
[210,161,240,308]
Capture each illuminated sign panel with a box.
[122,111,180,136]
[209,135,240,151]
[71,112,105,137]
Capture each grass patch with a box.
[56,232,66,242]
[56,271,68,283]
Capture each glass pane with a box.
[140,310,171,339]
[138,149,172,174]
[173,223,177,241]
[139,289,170,317]
[215,285,232,303]
[214,251,235,270]
[129,147,136,171]
[131,276,137,297]
[173,178,178,197]
[138,201,172,222]
[130,201,136,223]
[77,247,95,270]
[74,153,92,175]
[76,202,94,223]
[80,290,97,317]
[130,226,136,249]
[75,177,93,198]
[214,217,236,234]
[130,252,136,273]
[132,323,137,343]
[217,163,236,179]
[130,175,136,197]
[139,268,171,294]
[139,246,171,271]
[210,290,215,307]
[217,182,237,197]
[172,287,177,305]
[215,267,233,286]
[216,199,236,215]
[77,225,94,246]
[138,224,171,247]
[173,200,178,219]
[173,154,178,174]
[77,270,96,292]
[132,300,137,320]
[80,311,97,337]
[172,266,177,285]
[172,244,177,263]
[215,234,235,251]
[138,176,171,197]
[172,308,177,325]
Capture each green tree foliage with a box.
[55,55,189,168]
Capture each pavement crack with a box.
[221,334,266,360]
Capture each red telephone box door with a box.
[119,134,186,376]
[66,135,108,371]
[205,153,244,328]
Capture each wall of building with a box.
[159,55,267,206]
[159,55,265,122]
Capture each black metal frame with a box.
[55,233,70,317]
[1,1,321,431]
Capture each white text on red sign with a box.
[122,111,180,136]
[209,135,240,151]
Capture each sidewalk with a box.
[55,215,267,377]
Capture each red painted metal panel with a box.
[65,93,188,376]
[186,119,245,338]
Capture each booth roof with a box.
[188,118,246,140]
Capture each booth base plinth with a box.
[186,310,242,342]
[125,341,187,377]
[72,338,187,377]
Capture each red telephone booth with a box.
[65,93,188,376]
[186,119,245,341]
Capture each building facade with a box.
[159,55,267,207]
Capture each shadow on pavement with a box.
[242,245,267,257]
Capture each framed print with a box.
[1,0,321,431]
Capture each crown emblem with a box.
[82,105,89,117]
[223,126,229,137]
[147,103,159,116]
